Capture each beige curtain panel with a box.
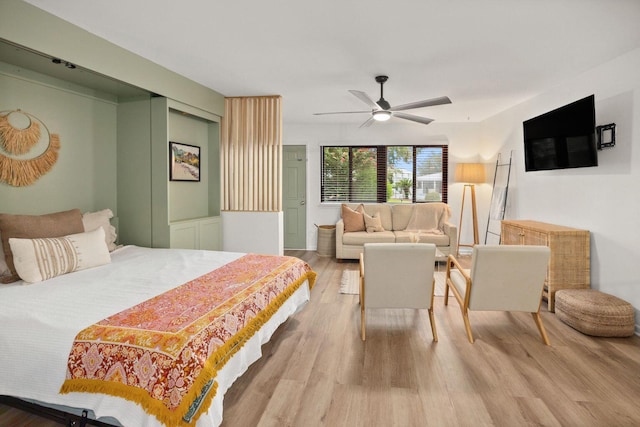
[221,95,282,212]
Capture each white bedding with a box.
[0,246,311,426]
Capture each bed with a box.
[0,244,316,426]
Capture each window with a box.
[321,145,448,203]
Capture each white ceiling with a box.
[22,0,640,126]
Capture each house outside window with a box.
[321,145,448,203]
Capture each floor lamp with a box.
[455,163,486,255]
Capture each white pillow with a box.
[9,228,111,283]
[82,209,118,251]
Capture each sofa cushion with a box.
[342,204,366,232]
[391,204,415,231]
[343,230,396,245]
[392,202,451,231]
[394,230,451,246]
[364,213,384,233]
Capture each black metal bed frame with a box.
[0,395,117,427]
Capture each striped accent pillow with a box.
[8,228,111,283]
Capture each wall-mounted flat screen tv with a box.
[523,95,597,172]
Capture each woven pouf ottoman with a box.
[555,289,635,337]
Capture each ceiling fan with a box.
[314,75,451,127]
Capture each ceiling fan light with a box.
[373,110,391,122]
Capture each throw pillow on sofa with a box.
[342,204,366,232]
[364,212,384,233]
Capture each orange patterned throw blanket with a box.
[60,254,316,426]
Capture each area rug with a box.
[340,270,451,296]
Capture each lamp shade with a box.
[455,163,485,184]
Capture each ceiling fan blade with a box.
[359,116,375,128]
[392,112,434,125]
[313,110,370,115]
[349,90,381,110]
[389,96,452,112]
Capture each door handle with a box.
[300,201,306,205]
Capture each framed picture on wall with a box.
[169,141,201,182]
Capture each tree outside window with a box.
[321,145,447,203]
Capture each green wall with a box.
[168,111,211,222]
[0,64,118,216]
[0,0,225,240]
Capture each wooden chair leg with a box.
[531,312,550,345]
[462,309,474,343]
[360,274,366,340]
[444,279,450,305]
[361,304,366,341]
[428,308,438,342]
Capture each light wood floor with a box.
[2,251,639,426]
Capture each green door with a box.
[283,145,307,249]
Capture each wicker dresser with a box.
[501,220,590,312]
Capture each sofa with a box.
[336,202,457,260]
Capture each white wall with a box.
[481,48,640,332]
[283,119,489,253]
[283,48,640,333]
[222,211,284,255]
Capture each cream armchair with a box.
[445,245,551,345]
[359,243,438,341]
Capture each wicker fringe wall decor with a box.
[0,109,60,187]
